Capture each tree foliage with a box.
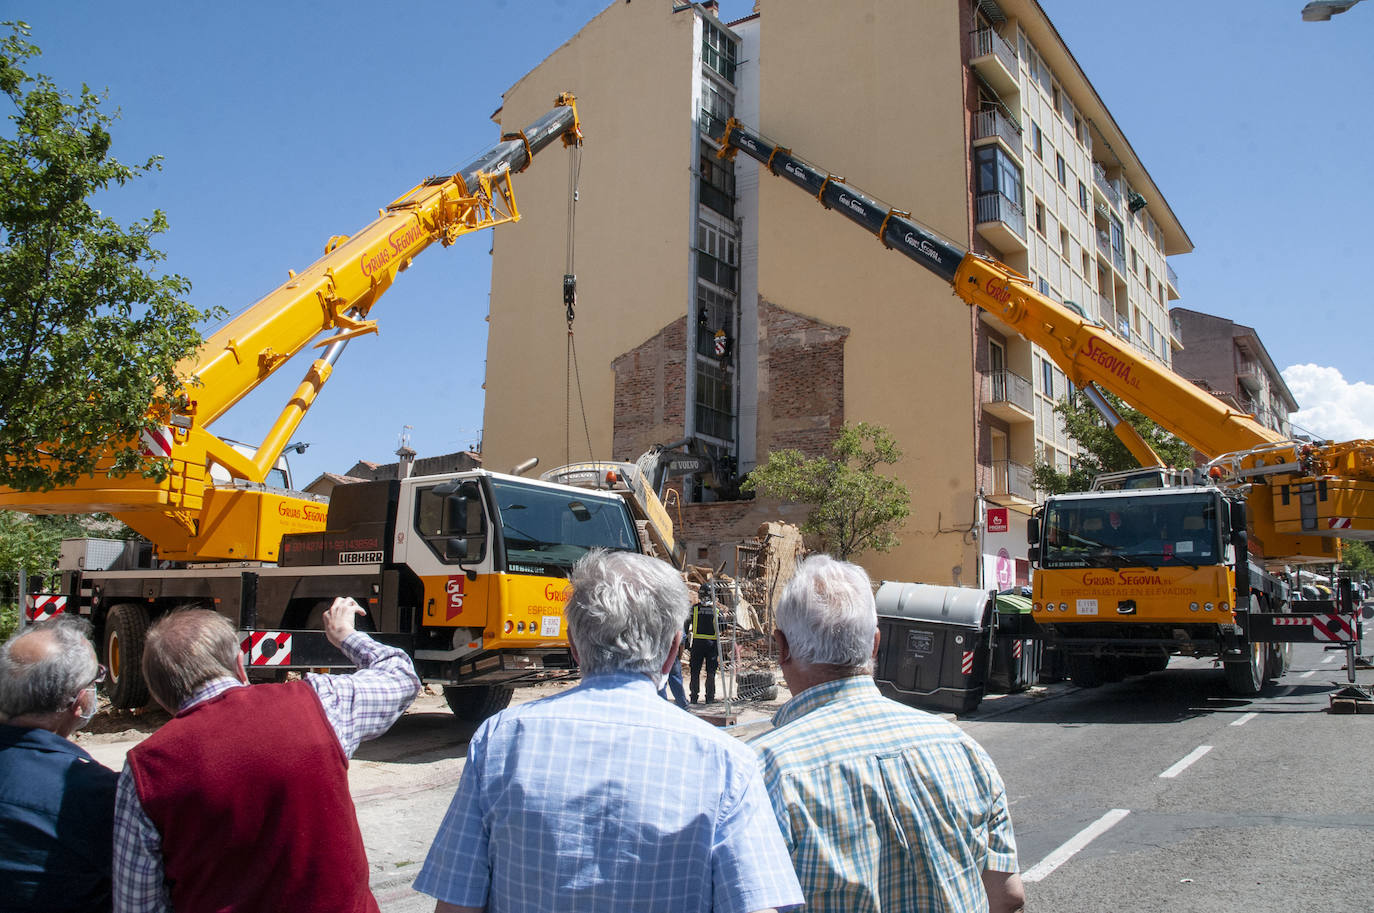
[0,22,219,491]
[1339,539,1374,578]
[0,509,85,596]
[1031,390,1195,495]
[743,422,910,560]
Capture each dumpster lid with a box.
[995,594,1033,615]
[875,581,994,629]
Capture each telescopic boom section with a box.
[717,118,1279,461]
[0,95,582,562]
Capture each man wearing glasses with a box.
[0,615,118,913]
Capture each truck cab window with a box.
[415,482,487,564]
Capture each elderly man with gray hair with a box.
[749,555,1026,913]
[415,548,803,913]
[0,615,118,913]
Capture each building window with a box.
[1041,358,1055,398]
[701,19,737,84]
[1034,199,1046,235]
[1077,179,1088,211]
[1130,245,1139,275]
[695,360,734,441]
[1052,83,1062,113]
[696,219,738,290]
[1031,121,1043,159]
[700,80,733,140]
[696,285,735,359]
[1060,226,1071,260]
[698,140,735,219]
[1055,153,1066,187]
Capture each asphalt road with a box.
[81,645,1373,912]
[964,642,1374,912]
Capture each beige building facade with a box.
[482,0,1191,587]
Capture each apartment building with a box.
[481,0,1191,587]
[1169,307,1297,439]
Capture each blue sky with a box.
[8,0,1371,485]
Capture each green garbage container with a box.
[988,593,1041,693]
[873,582,995,715]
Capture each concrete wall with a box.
[751,0,978,585]
[483,1,699,474]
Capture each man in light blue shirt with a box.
[414,549,802,913]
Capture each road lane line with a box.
[1159,745,1212,778]
[1230,712,1258,727]
[1279,685,1296,696]
[1299,670,1317,679]
[1022,808,1131,884]
[1322,654,1337,664]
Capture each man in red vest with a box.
[112,598,420,913]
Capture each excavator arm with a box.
[0,95,583,562]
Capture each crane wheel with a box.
[444,685,514,723]
[103,603,152,710]
[1223,641,1265,696]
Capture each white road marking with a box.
[1159,745,1213,779]
[1299,670,1317,679]
[1230,712,1258,727]
[1279,685,1296,696]
[1022,808,1131,883]
[1322,654,1337,664]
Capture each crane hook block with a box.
[563,273,577,322]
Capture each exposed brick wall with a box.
[755,297,849,458]
[611,316,688,462]
[611,299,850,563]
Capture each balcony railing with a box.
[1166,262,1179,294]
[976,190,1026,238]
[1097,293,1114,323]
[983,370,1033,414]
[1093,163,1121,210]
[973,108,1022,153]
[1111,247,1126,276]
[991,459,1035,501]
[970,27,1018,75]
[1096,230,1111,260]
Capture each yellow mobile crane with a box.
[1,97,657,721]
[719,118,1373,695]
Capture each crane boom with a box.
[0,95,583,562]
[718,118,1278,460]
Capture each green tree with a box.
[1031,390,1195,495]
[743,422,910,560]
[0,509,85,595]
[0,22,219,491]
[1339,539,1374,578]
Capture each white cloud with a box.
[1281,364,1374,441]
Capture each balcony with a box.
[1238,360,1264,394]
[973,109,1023,161]
[970,28,1019,97]
[1092,163,1122,211]
[975,190,1027,253]
[1097,293,1114,323]
[982,370,1034,422]
[1169,313,1185,350]
[1166,262,1180,299]
[990,459,1035,503]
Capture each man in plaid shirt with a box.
[750,556,1026,913]
[112,598,420,913]
[414,549,803,913]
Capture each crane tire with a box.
[444,685,514,723]
[103,603,152,710]
[1223,641,1265,696]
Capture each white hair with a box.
[0,615,99,718]
[775,555,877,672]
[566,549,688,677]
